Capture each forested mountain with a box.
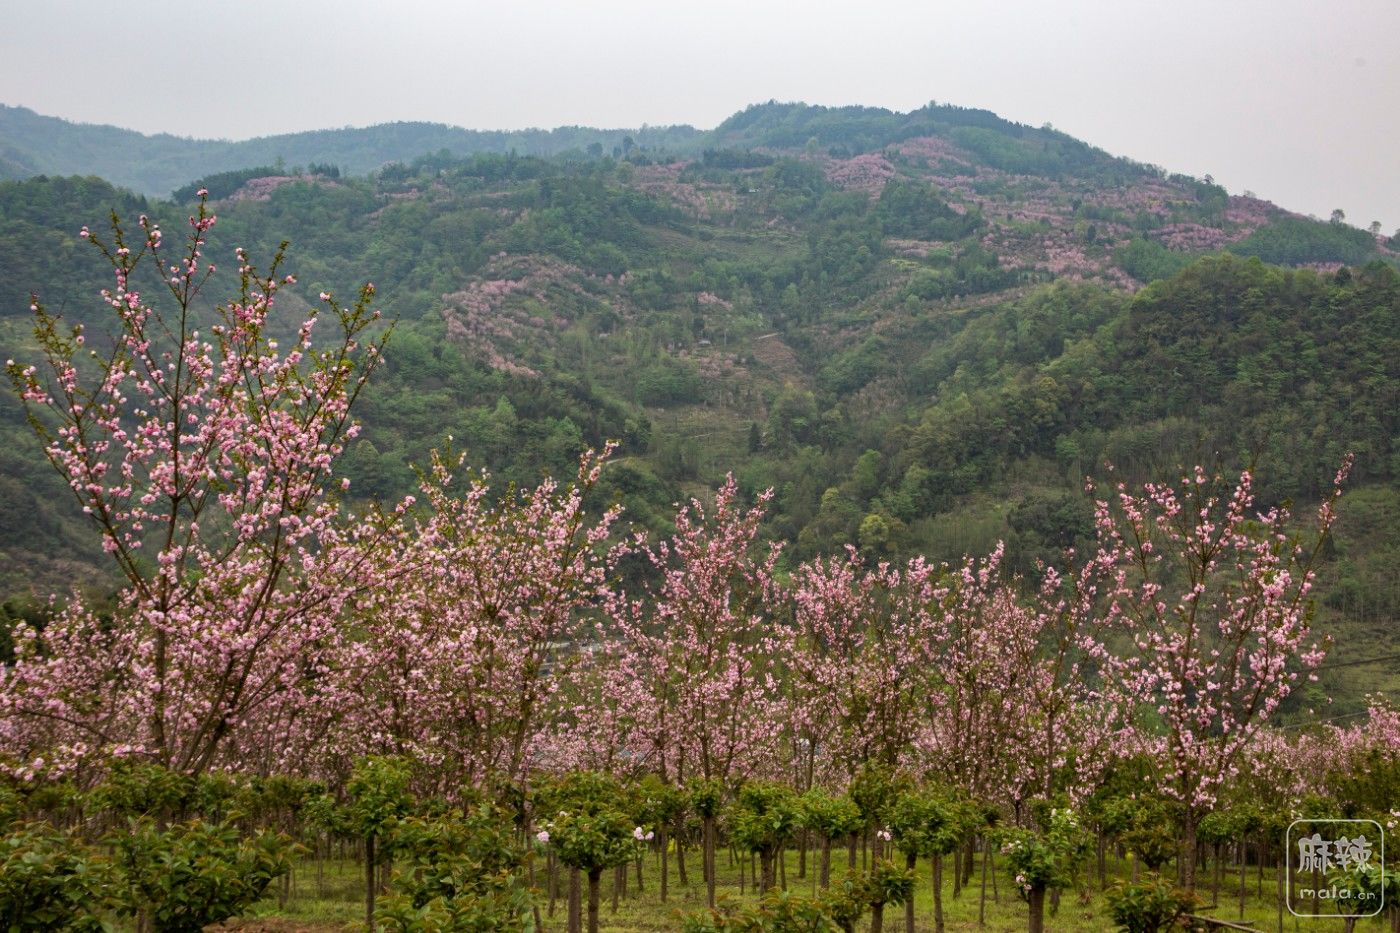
[1,100,1397,710]
[0,103,704,198]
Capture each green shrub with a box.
[1105,878,1195,933]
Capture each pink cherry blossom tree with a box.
[605,475,782,906]
[1095,461,1348,891]
[1,198,389,778]
[784,547,947,780]
[341,445,626,793]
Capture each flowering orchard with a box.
[1,206,1396,932]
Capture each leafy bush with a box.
[108,818,298,933]
[0,823,107,932]
[375,804,534,932]
[1105,878,1195,933]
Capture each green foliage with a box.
[1114,237,1197,283]
[540,771,635,873]
[689,777,726,819]
[877,179,982,240]
[682,888,844,933]
[728,781,801,856]
[636,774,686,831]
[999,807,1090,895]
[856,860,915,908]
[1230,216,1379,266]
[888,790,955,858]
[0,823,107,932]
[345,755,414,839]
[108,817,298,933]
[1104,878,1195,933]
[1100,796,1178,872]
[798,790,863,842]
[376,804,535,932]
[847,764,908,828]
[89,761,197,819]
[1326,859,1395,920]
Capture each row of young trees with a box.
[1,205,1394,931]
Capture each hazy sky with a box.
[4,0,1398,230]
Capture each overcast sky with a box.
[3,0,1398,230]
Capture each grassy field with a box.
[228,845,1352,932]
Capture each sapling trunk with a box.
[569,867,582,933]
[1097,830,1107,890]
[905,852,917,933]
[704,816,717,908]
[364,833,376,930]
[588,868,603,933]
[821,836,832,888]
[549,851,558,917]
[1027,886,1046,933]
[933,852,945,933]
[676,825,688,885]
[979,837,989,925]
[1212,841,1223,905]
[1238,839,1247,919]
[660,827,669,902]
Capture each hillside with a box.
[0,100,1397,714]
[0,103,704,198]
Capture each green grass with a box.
[235,846,1358,932]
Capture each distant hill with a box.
[0,104,704,198]
[2,99,1167,201]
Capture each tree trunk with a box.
[611,864,621,913]
[1027,885,1046,933]
[871,902,885,933]
[760,848,775,892]
[904,852,917,933]
[848,832,858,869]
[932,852,945,933]
[548,851,558,917]
[821,836,832,888]
[660,827,670,902]
[636,848,644,892]
[1212,841,1222,905]
[677,828,689,885]
[1181,815,1198,895]
[979,837,990,926]
[1238,839,1247,919]
[568,867,582,933]
[364,833,376,930]
[588,868,602,933]
[799,829,808,879]
[705,816,717,908]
